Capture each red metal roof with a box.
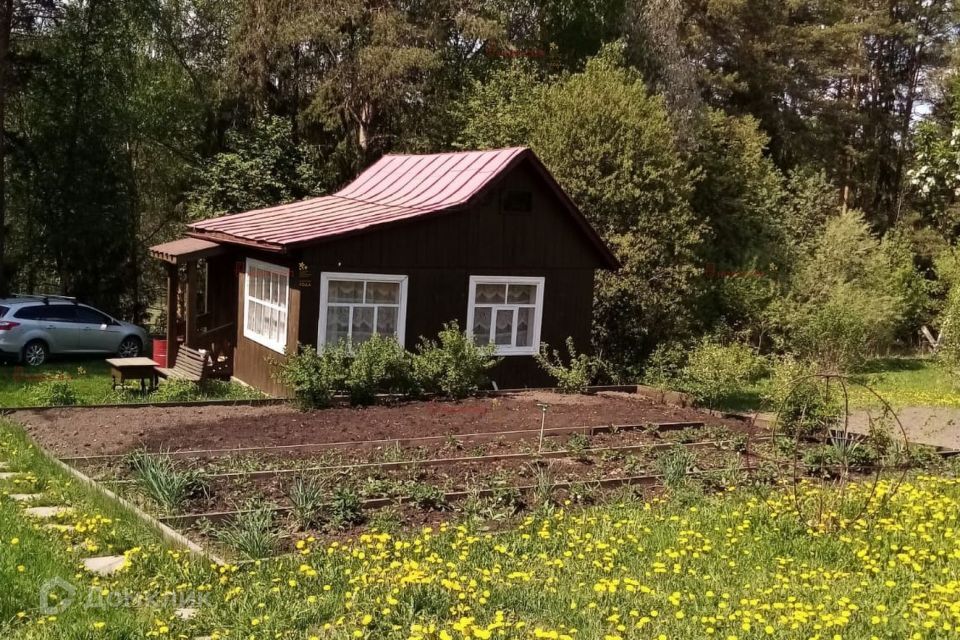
[188,147,618,267]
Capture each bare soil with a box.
[12,391,737,458]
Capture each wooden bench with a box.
[154,346,212,382]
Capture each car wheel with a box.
[22,340,48,367]
[117,336,142,358]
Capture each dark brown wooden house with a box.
[149,147,618,395]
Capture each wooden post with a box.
[166,262,178,367]
[185,260,198,348]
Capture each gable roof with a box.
[188,147,618,268]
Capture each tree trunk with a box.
[0,0,13,296]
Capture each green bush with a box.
[641,341,689,389]
[273,342,350,410]
[413,321,500,399]
[346,334,415,405]
[762,356,839,438]
[150,379,201,402]
[28,378,78,407]
[678,338,765,407]
[327,487,364,530]
[535,337,599,393]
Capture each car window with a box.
[0,305,7,318]
[75,306,110,325]
[44,305,77,322]
[13,305,48,320]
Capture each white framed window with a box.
[243,258,290,353]
[466,275,544,356]
[318,272,408,348]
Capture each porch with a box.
[148,237,236,375]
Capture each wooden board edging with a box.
[41,446,225,565]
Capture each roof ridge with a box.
[379,146,529,158]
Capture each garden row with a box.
[77,414,949,560]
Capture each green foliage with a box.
[777,210,922,371]
[655,445,696,490]
[346,335,415,405]
[328,487,364,530]
[535,338,599,394]
[407,483,446,511]
[678,338,766,407]
[762,357,838,438]
[287,475,327,531]
[273,343,350,410]
[148,379,199,403]
[187,116,324,220]
[458,45,703,375]
[27,376,78,407]
[128,451,207,513]
[939,283,960,379]
[276,323,500,407]
[413,321,499,399]
[215,502,281,559]
[641,342,690,389]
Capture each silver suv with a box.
[0,295,148,366]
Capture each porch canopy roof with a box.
[149,237,224,264]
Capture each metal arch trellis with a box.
[758,371,912,530]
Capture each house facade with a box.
[150,147,618,395]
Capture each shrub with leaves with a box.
[413,321,499,398]
[678,338,765,407]
[327,487,364,530]
[535,337,599,393]
[346,334,415,405]
[407,483,446,511]
[273,342,350,410]
[28,376,78,407]
[762,356,839,438]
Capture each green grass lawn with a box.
[0,357,263,407]
[848,356,960,408]
[0,359,116,407]
[2,420,960,639]
[714,356,960,413]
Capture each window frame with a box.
[243,258,291,353]
[466,275,545,356]
[317,272,409,349]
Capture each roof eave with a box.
[186,229,287,253]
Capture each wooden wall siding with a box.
[201,254,238,331]
[231,251,302,396]
[294,159,600,388]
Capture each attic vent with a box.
[502,190,533,213]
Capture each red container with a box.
[152,339,168,368]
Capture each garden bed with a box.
[14,390,731,458]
